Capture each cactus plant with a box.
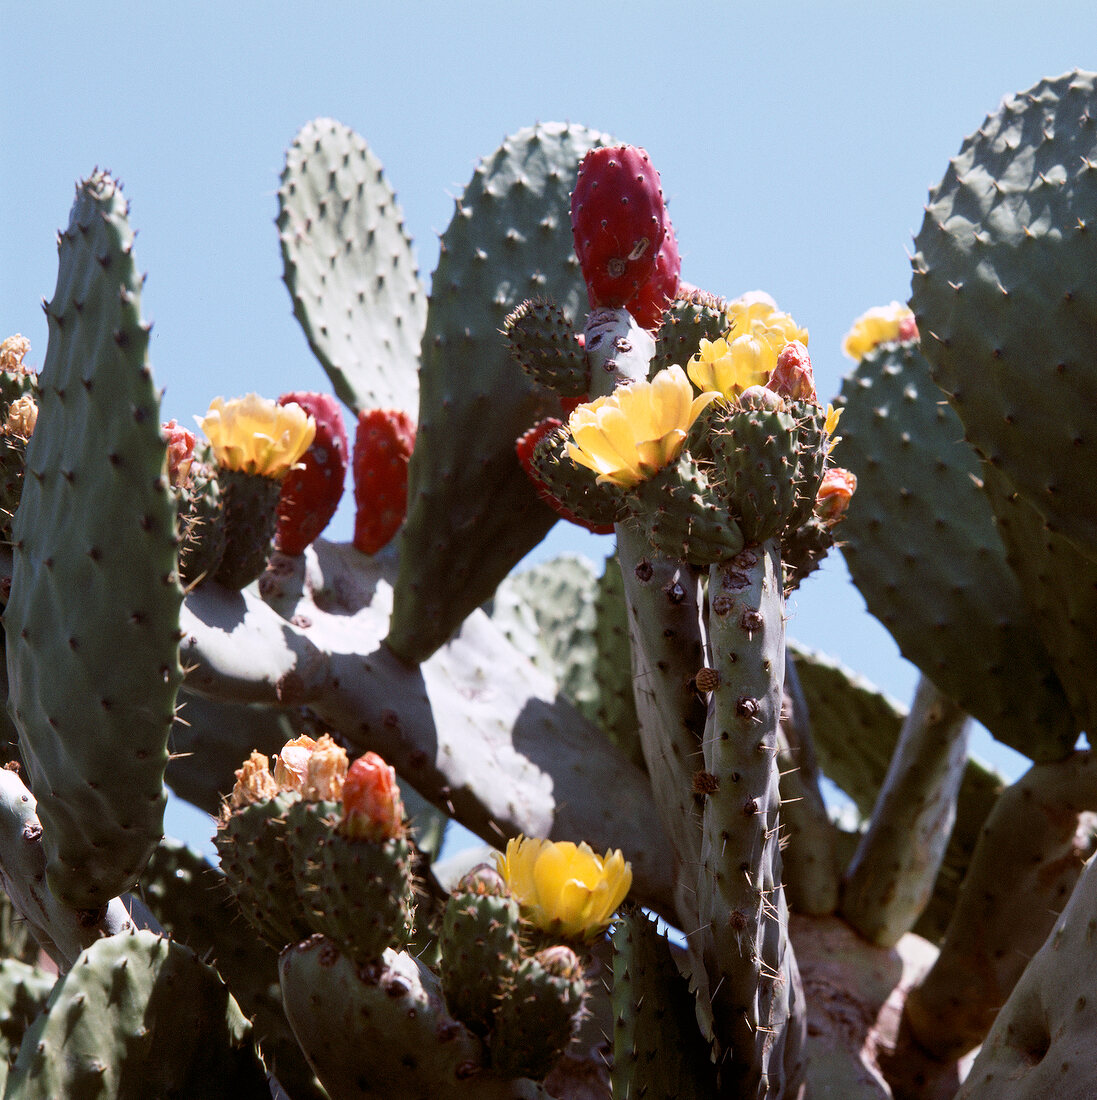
[3,68,1097,1098]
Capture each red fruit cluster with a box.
[353,408,416,555]
[570,145,679,330]
[516,418,614,535]
[275,392,349,556]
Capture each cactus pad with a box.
[911,69,1097,560]
[387,122,611,663]
[279,117,426,416]
[5,172,184,909]
[836,339,1075,761]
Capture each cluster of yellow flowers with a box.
[565,293,811,491]
[687,293,809,398]
[198,393,315,479]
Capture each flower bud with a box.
[341,751,405,841]
[816,467,858,524]
[228,751,279,809]
[766,340,817,402]
[163,419,196,487]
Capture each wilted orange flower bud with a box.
[228,751,279,809]
[273,735,318,791]
[816,467,858,524]
[341,751,405,841]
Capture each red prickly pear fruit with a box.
[353,409,416,555]
[766,341,817,403]
[625,219,681,331]
[516,418,614,535]
[274,392,348,556]
[570,145,668,310]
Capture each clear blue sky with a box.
[5,3,1092,843]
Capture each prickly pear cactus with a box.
[5,172,183,910]
[4,71,1097,1100]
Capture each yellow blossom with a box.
[842,302,916,360]
[825,404,843,437]
[197,393,315,479]
[566,365,717,489]
[496,835,632,940]
[689,294,808,399]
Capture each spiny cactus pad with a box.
[4,930,269,1098]
[911,69,1097,561]
[387,122,611,663]
[836,339,1075,761]
[279,117,426,416]
[5,172,184,909]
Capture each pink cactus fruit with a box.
[570,145,668,310]
[352,409,416,555]
[274,392,348,556]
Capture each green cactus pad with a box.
[5,172,184,909]
[138,837,325,1100]
[489,948,586,1080]
[504,298,590,397]
[0,958,55,1094]
[628,451,745,566]
[5,930,269,1099]
[387,122,611,663]
[836,339,1075,761]
[282,796,341,930]
[175,443,225,588]
[439,878,522,1036]
[213,467,282,590]
[528,422,627,529]
[611,906,717,1099]
[312,829,416,963]
[279,938,547,1099]
[710,402,800,544]
[215,790,315,949]
[911,70,1097,561]
[981,463,1097,740]
[279,117,426,416]
[650,292,730,377]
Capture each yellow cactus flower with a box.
[496,835,632,940]
[825,404,843,437]
[566,365,718,489]
[689,294,808,399]
[842,302,917,360]
[198,393,316,479]
[687,334,771,397]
